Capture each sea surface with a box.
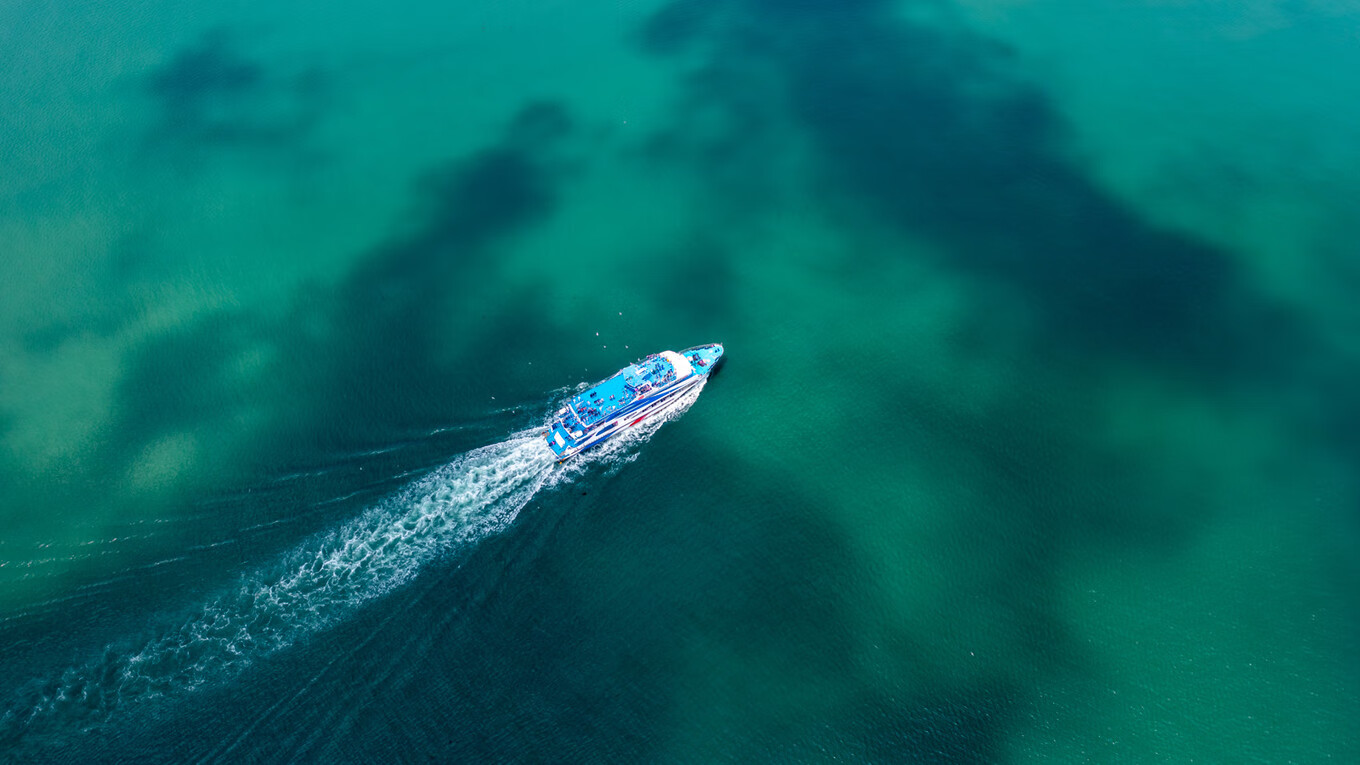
[2,0,1358,761]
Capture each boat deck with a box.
[569,355,676,427]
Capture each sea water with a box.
[2,0,1357,761]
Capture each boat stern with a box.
[545,423,577,459]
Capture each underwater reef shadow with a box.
[597,443,1022,762]
[282,100,576,444]
[633,0,1345,607]
[639,0,1315,388]
[141,27,331,165]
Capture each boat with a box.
[544,343,724,462]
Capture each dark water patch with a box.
[635,237,740,338]
[143,28,330,158]
[19,319,103,356]
[638,55,793,220]
[343,103,571,313]
[829,393,1094,671]
[637,0,887,56]
[504,99,575,149]
[286,102,575,447]
[747,0,889,18]
[638,0,721,55]
[549,442,1019,761]
[17,301,133,355]
[640,0,1314,386]
[408,142,557,253]
[843,681,1014,765]
[148,28,263,106]
[835,322,1202,549]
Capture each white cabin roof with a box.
[660,350,692,379]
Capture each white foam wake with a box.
[1,383,705,745]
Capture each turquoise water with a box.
[2,0,1358,761]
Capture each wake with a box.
[0,382,702,747]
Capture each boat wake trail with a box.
[1,386,704,750]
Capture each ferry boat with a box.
[544,343,724,462]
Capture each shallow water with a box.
[2,0,1357,761]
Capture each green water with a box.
[2,0,1357,760]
